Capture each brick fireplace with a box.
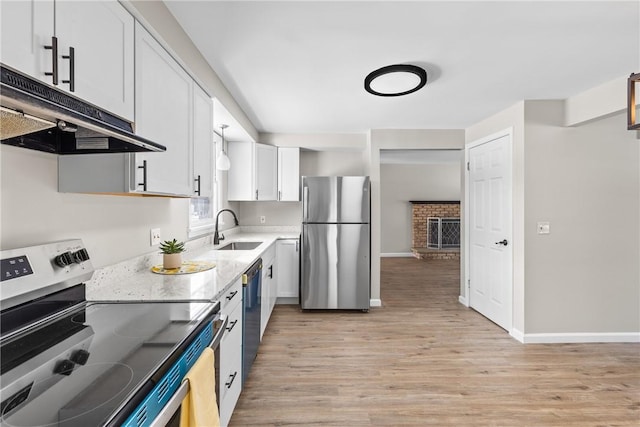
[410,201,460,260]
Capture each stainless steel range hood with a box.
[0,64,166,154]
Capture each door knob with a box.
[495,239,508,246]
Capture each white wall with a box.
[299,150,366,177]
[380,163,461,254]
[0,145,189,267]
[465,99,639,337]
[523,104,639,334]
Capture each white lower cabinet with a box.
[260,243,277,340]
[277,239,300,299]
[219,279,243,427]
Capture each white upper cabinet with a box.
[56,1,134,120]
[1,0,54,81]
[1,0,134,120]
[192,84,214,199]
[256,143,278,201]
[227,142,277,201]
[277,147,300,201]
[59,23,214,198]
[134,21,193,196]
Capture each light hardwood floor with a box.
[229,258,640,426]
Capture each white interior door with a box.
[468,132,512,331]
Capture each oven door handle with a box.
[148,313,228,427]
[209,313,228,350]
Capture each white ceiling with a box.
[165,1,639,136]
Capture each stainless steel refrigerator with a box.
[301,176,370,310]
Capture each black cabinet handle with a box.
[44,36,59,85]
[494,239,508,246]
[194,175,201,196]
[62,46,75,92]
[225,290,238,301]
[225,372,238,389]
[138,160,147,191]
[268,265,273,279]
[225,319,238,332]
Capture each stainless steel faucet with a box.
[214,209,239,245]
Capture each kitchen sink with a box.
[217,241,262,251]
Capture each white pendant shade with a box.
[217,150,231,170]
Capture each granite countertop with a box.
[86,229,300,303]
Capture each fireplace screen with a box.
[427,217,460,249]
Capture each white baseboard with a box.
[510,328,525,343]
[370,298,382,307]
[380,252,414,258]
[458,295,469,307]
[516,331,640,344]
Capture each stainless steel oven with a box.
[0,240,227,427]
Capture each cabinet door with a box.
[56,0,134,120]
[135,22,192,196]
[278,147,300,201]
[277,239,300,298]
[256,143,277,201]
[1,0,54,83]
[192,84,214,198]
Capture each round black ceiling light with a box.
[364,64,427,97]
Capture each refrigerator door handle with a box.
[303,186,309,221]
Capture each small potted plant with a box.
[159,238,185,269]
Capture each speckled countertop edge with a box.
[86,228,300,303]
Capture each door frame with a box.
[463,127,514,331]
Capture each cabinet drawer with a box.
[220,362,241,427]
[221,279,242,313]
[219,302,242,401]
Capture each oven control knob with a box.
[54,252,74,268]
[73,248,90,263]
[70,349,90,366]
[54,359,75,376]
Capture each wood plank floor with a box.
[229,258,640,426]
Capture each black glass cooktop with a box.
[0,300,217,427]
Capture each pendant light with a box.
[217,124,231,170]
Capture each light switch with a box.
[537,222,550,235]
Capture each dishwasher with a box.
[242,258,262,385]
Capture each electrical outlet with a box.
[150,228,161,245]
[260,216,266,224]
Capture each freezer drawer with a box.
[301,223,370,310]
[302,176,370,223]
